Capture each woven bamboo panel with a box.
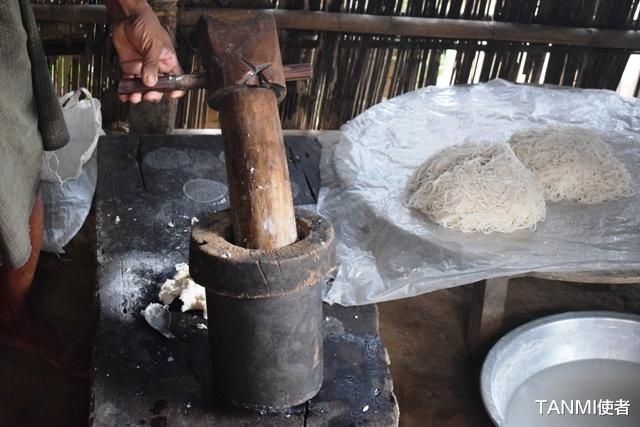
[35,0,640,130]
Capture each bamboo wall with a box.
[35,0,129,129]
[35,0,640,130]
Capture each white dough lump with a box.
[509,126,634,204]
[408,142,546,233]
[159,263,208,319]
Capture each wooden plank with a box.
[467,277,510,357]
[284,135,322,204]
[93,134,398,426]
[308,304,399,426]
[32,5,640,49]
[529,270,640,285]
[138,134,228,201]
[137,134,318,205]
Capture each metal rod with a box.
[118,64,312,95]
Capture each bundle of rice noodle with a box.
[509,126,634,204]
[408,142,546,233]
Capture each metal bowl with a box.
[481,311,640,426]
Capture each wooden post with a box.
[467,277,510,357]
[128,0,179,134]
[197,14,297,249]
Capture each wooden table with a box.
[92,134,399,426]
[467,271,640,356]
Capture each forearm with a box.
[104,0,151,21]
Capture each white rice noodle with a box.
[408,142,546,233]
[510,126,634,204]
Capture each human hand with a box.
[111,2,185,103]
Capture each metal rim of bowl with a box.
[480,310,640,426]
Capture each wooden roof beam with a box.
[31,5,640,50]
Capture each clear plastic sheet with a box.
[318,80,640,306]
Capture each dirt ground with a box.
[0,215,638,425]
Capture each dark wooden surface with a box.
[92,134,398,426]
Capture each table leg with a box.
[467,277,510,357]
